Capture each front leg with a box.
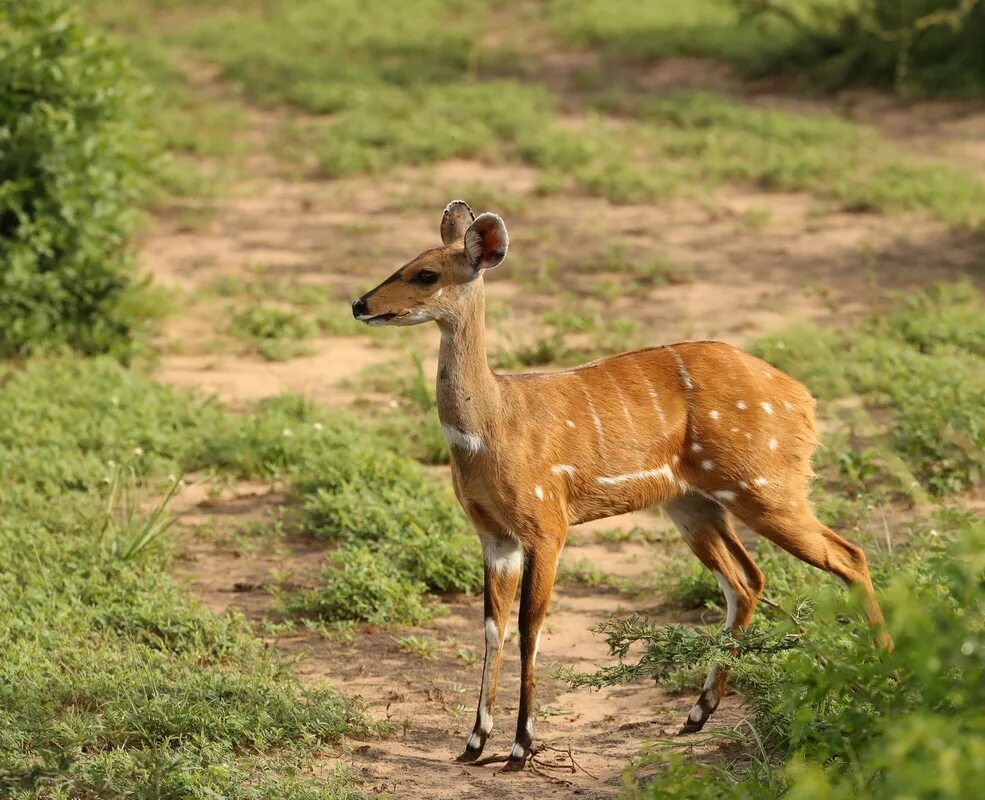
[504,538,561,771]
[457,532,522,762]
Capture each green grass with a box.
[551,0,985,96]
[0,358,372,798]
[550,0,792,71]
[755,281,984,496]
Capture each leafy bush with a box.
[737,0,985,95]
[0,0,157,357]
[569,516,985,800]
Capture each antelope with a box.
[351,201,890,772]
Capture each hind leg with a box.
[733,496,891,650]
[664,493,765,733]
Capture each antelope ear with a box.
[464,213,509,271]
[440,200,475,245]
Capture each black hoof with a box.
[502,755,527,772]
[456,747,483,763]
[678,717,707,735]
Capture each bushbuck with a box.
[351,201,889,771]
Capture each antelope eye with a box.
[412,269,440,286]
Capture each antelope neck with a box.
[435,278,499,434]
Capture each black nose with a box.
[352,297,367,318]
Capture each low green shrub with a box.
[0,0,158,357]
[569,516,985,800]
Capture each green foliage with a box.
[193,393,481,622]
[550,0,792,71]
[736,0,985,95]
[0,358,371,797]
[551,0,985,96]
[0,0,158,357]
[589,92,985,226]
[227,304,317,361]
[575,517,985,800]
[755,282,985,494]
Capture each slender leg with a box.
[457,532,522,762]
[737,501,892,650]
[503,538,561,771]
[665,494,765,734]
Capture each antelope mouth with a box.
[356,312,397,326]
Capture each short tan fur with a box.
[352,201,889,771]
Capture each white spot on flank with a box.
[754,477,769,487]
[710,409,720,420]
[479,533,523,575]
[783,401,794,411]
[565,419,576,428]
[738,481,749,490]
[441,423,485,454]
[745,432,753,439]
[551,464,576,476]
[534,485,545,501]
[769,437,779,450]
[434,288,443,298]
[713,490,736,503]
[736,400,747,410]
[672,455,680,465]
[763,369,773,380]
[702,460,715,471]
[691,443,703,453]
[712,570,739,628]
[731,427,740,433]
[596,464,675,486]
[760,402,774,414]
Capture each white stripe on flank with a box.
[580,385,605,443]
[441,423,485,454]
[643,377,668,427]
[551,464,576,476]
[596,464,674,486]
[668,347,693,390]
